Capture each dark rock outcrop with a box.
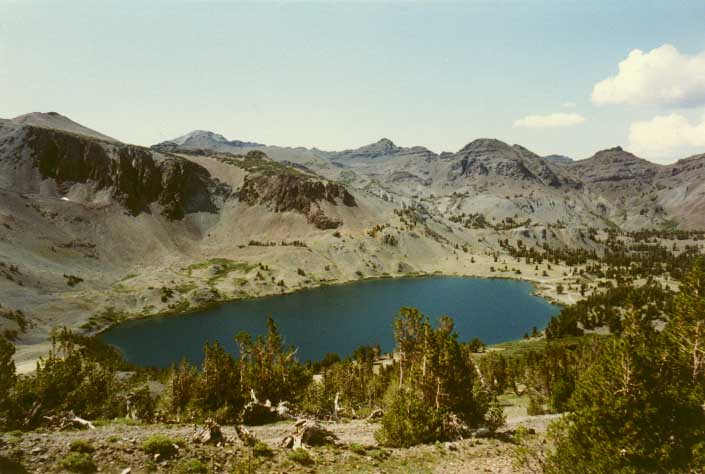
[238,174,356,229]
[1,122,229,219]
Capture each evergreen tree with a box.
[378,308,495,446]
[235,316,309,403]
[192,342,242,419]
[544,309,705,473]
[664,257,705,384]
[0,335,15,402]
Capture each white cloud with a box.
[628,113,705,163]
[562,101,576,108]
[592,44,705,107]
[513,112,585,129]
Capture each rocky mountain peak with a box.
[358,138,399,154]
[11,111,118,143]
[458,138,513,155]
[569,146,657,184]
[331,138,403,161]
[591,146,640,162]
[172,130,229,146]
[376,137,396,147]
[155,131,264,151]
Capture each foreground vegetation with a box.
[1,258,705,472]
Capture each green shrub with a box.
[375,388,441,447]
[349,443,368,455]
[69,439,95,453]
[369,448,391,461]
[230,452,261,474]
[526,394,548,416]
[483,403,506,432]
[252,441,273,457]
[288,448,314,466]
[140,435,181,458]
[212,403,240,425]
[174,458,209,474]
[58,452,96,473]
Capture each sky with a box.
[1,0,705,163]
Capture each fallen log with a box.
[43,411,96,430]
[365,408,383,422]
[68,412,96,430]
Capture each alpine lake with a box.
[100,276,559,367]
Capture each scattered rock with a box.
[191,418,224,445]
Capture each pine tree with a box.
[0,335,15,402]
[544,309,705,473]
[664,257,705,384]
[235,316,308,403]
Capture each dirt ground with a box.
[0,413,559,474]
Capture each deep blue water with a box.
[99,276,558,367]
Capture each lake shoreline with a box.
[13,265,578,374]
[98,274,561,368]
[94,270,566,338]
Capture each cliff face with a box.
[238,174,356,229]
[1,122,228,219]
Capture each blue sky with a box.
[2,0,705,162]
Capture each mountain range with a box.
[153,123,705,230]
[2,111,704,370]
